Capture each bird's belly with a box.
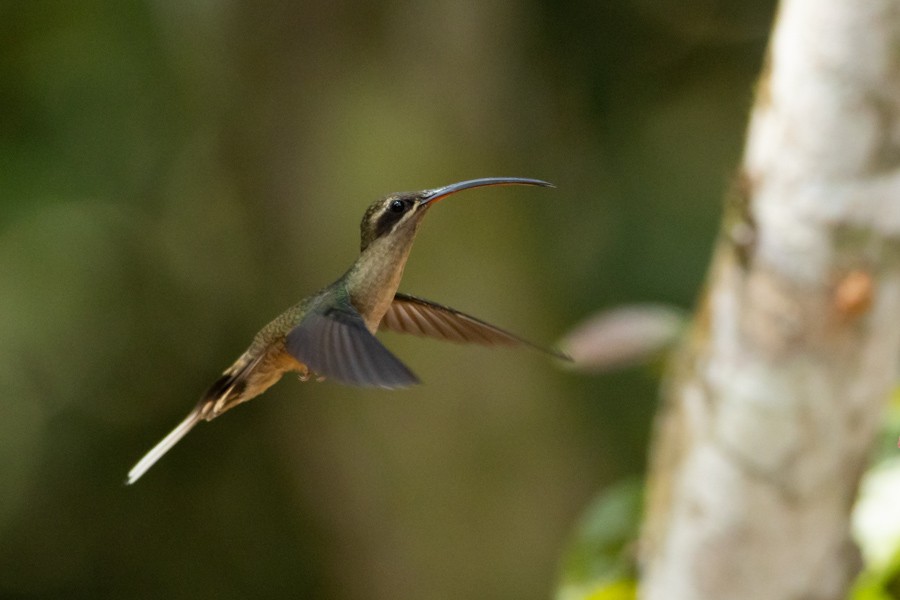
[252,349,308,389]
[212,347,307,417]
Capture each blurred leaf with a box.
[560,304,686,372]
[556,478,643,599]
[848,391,900,599]
[559,579,638,600]
[853,449,900,573]
[850,545,900,600]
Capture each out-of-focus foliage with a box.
[0,1,776,599]
[852,537,900,600]
[851,546,900,600]
[563,580,638,600]
[556,479,642,600]
[850,392,900,600]
[560,304,687,373]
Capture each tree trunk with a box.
[640,1,900,599]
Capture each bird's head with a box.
[359,177,553,252]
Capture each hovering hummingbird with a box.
[127,177,561,484]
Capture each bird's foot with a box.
[298,370,325,383]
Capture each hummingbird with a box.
[127,177,560,484]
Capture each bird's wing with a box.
[381,293,569,359]
[285,302,420,389]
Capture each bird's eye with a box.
[389,199,406,213]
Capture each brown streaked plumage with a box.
[127,178,561,484]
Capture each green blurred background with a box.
[0,1,775,598]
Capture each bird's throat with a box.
[346,234,416,331]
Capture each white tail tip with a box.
[126,410,203,485]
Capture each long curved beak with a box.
[420,177,554,205]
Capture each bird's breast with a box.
[346,237,414,332]
[352,267,405,332]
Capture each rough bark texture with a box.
[640,2,900,599]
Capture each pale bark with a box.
[640,2,900,599]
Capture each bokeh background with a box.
[0,1,776,598]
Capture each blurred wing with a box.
[382,293,568,359]
[285,304,420,389]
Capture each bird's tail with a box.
[125,355,263,484]
[126,406,204,485]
